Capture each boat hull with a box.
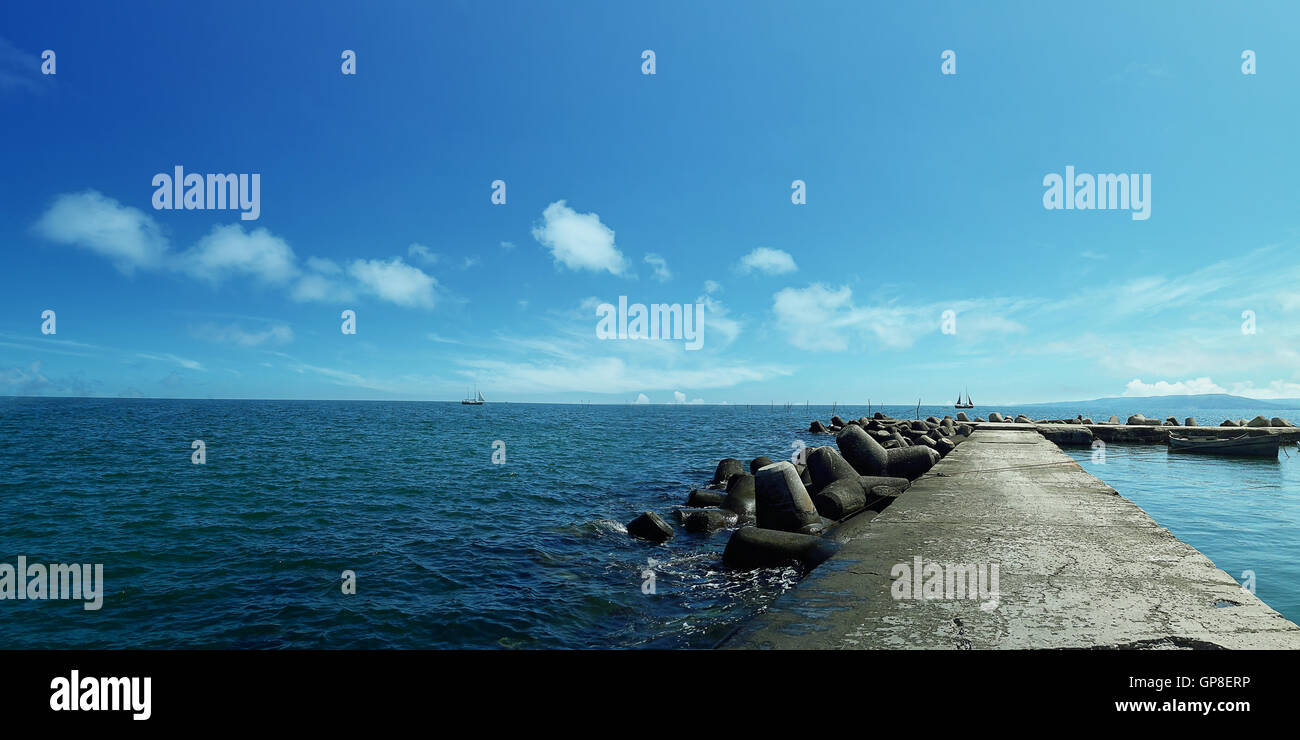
[1168,434,1279,458]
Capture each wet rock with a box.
[806,445,860,492]
[754,461,822,534]
[884,445,940,479]
[686,489,727,508]
[722,527,839,571]
[712,458,744,485]
[683,507,739,533]
[835,425,889,476]
[627,511,673,543]
[749,456,775,474]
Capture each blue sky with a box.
[3,1,1300,404]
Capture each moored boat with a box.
[1168,433,1278,458]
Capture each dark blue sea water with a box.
[1,398,1297,648]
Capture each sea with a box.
[1,398,1297,649]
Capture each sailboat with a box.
[461,386,486,405]
[954,389,974,409]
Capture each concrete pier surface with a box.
[720,427,1300,649]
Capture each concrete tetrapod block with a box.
[723,527,840,571]
[686,489,727,508]
[864,485,902,512]
[884,445,940,480]
[754,461,823,534]
[627,511,673,543]
[836,425,889,476]
[811,477,867,520]
[683,507,739,533]
[807,445,860,492]
[749,456,775,474]
[857,475,910,492]
[712,458,745,485]
[722,472,757,523]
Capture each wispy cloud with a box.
[137,352,204,371]
[193,322,293,347]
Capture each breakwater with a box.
[624,412,959,570]
[718,426,1300,649]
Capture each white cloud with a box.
[305,256,343,275]
[33,190,169,273]
[180,224,298,284]
[1225,380,1300,400]
[772,283,857,351]
[531,200,629,275]
[738,247,797,275]
[704,280,721,294]
[196,322,293,347]
[634,393,650,404]
[673,390,686,403]
[500,241,516,250]
[349,257,438,308]
[407,243,438,265]
[644,253,672,282]
[1122,377,1226,397]
[292,273,352,303]
[699,294,742,346]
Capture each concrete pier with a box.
[975,421,1300,446]
[720,427,1300,649]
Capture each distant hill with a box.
[1018,393,1289,410]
